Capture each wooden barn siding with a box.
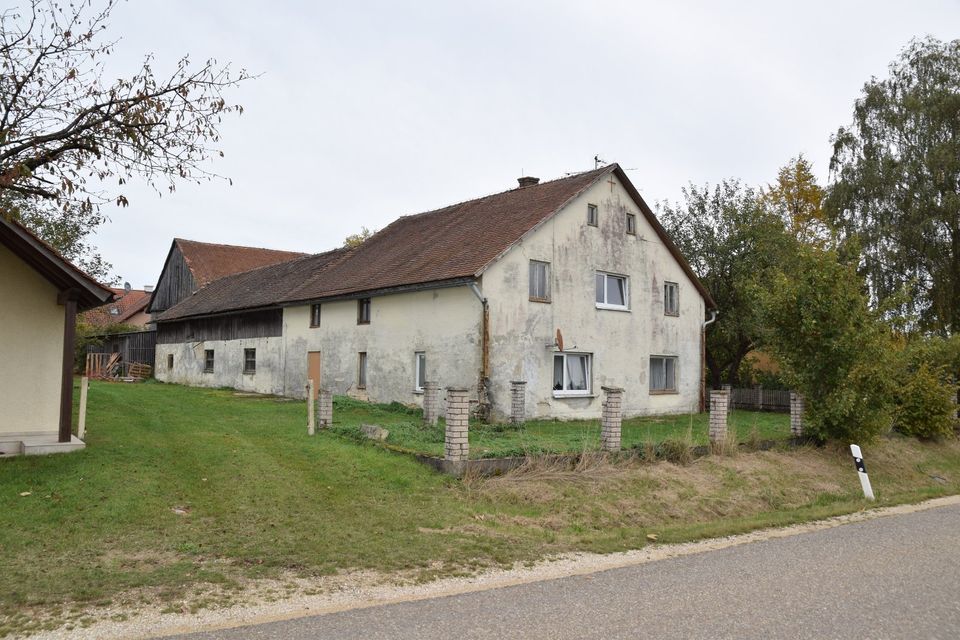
[157,309,283,344]
[151,244,197,313]
[86,330,157,368]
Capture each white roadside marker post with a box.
[850,444,875,501]
[77,376,89,440]
[306,380,316,436]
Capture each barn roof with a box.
[173,238,308,287]
[0,216,114,310]
[158,164,715,321]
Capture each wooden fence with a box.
[729,387,791,413]
[85,329,156,369]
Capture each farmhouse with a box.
[0,216,113,455]
[154,164,716,420]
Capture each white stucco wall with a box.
[283,286,482,406]
[155,337,284,395]
[0,243,65,435]
[482,176,706,419]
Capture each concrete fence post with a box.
[790,392,805,437]
[510,380,527,424]
[423,381,440,426]
[306,379,316,436]
[318,389,333,428]
[709,390,729,444]
[600,386,624,452]
[444,387,470,462]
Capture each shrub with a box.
[895,363,957,440]
[759,246,897,443]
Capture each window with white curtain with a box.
[529,260,550,302]
[553,353,592,396]
[595,271,629,310]
[414,351,426,391]
[664,282,679,316]
[649,356,678,392]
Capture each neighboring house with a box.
[154,164,716,420]
[147,238,307,319]
[0,216,113,455]
[81,287,153,328]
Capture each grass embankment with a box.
[1,381,958,636]
[329,396,791,458]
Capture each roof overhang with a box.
[0,216,114,310]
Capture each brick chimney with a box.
[517,176,540,188]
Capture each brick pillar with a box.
[423,381,440,426]
[444,387,470,462]
[790,392,805,437]
[709,390,729,444]
[318,389,333,427]
[600,386,624,452]
[510,380,526,424]
[722,384,732,415]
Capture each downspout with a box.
[700,309,718,413]
[469,281,491,420]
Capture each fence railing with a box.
[729,387,791,413]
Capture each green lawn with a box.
[329,396,790,458]
[1,381,958,636]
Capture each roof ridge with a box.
[388,164,615,226]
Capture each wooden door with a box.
[307,351,322,399]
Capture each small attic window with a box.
[626,213,637,235]
[108,305,120,316]
[587,204,598,227]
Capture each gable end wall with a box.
[483,176,705,419]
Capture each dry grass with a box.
[461,437,960,552]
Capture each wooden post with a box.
[58,292,78,443]
[306,380,316,436]
[77,376,89,440]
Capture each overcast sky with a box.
[87,0,960,288]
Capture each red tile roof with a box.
[174,239,308,287]
[158,164,714,321]
[81,288,152,327]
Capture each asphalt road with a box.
[170,504,960,640]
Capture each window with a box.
[244,348,256,374]
[357,298,371,324]
[415,351,426,391]
[587,204,598,226]
[595,272,629,310]
[167,354,174,370]
[310,303,321,327]
[529,260,550,302]
[664,282,679,316]
[650,356,678,392]
[203,349,214,373]
[553,353,592,396]
[626,213,637,235]
[358,352,367,389]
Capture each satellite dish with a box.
[555,329,564,352]
[123,281,132,294]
